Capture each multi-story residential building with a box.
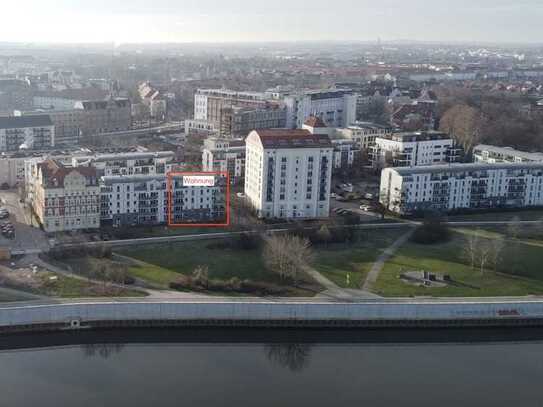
[245,129,333,219]
[74,98,132,137]
[72,151,176,177]
[370,131,461,168]
[202,137,245,183]
[473,144,543,164]
[284,89,357,129]
[100,173,227,227]
[17,109,84,146]
[336,121,394,151]
[0,79,33,112]
[32,160,100,232]
[380,163,543,215]
[184,119,220,136]
[138,82,167,120]
[219,105,286,138]
[194,89,270,123]
[0,115,55,152]
[194,89,283,138]
[302,116,360,172]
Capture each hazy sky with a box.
[1,0,542,44]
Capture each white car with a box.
[330,193,337,198]
[236,192,245,198]
[360,205,371,212]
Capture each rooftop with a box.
[304,115,327,128]
[0,115,53,129]
[474,144,543,162]
[389,162,543,176]
[253,129,333,149]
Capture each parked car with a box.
[360,205,371,212]
[236,192,245,198]
[330,193,337,198]
[364,193,374,200]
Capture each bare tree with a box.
[462,233,480,270]
[489,238,506,273]
[439,104,487,154]
[263,234,313,282]
[477,240,492,274]
[265,343,313,372]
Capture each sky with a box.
[1,0,542,44]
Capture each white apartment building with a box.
[245,129,333,219]
[72,151,176,177]
[380,163,543,215]
[100,174,227,227]
[32,160,100,232]
[284,89,357,129]
[473,144,543,163]
[371,131,460,168]
[194,89,268,122]
[336,122,394,150]
[0,115,55,152]
[302,116,359,171]
[202,137,245,183]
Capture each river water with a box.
[0,328,542,407]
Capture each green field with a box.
[373,228,543,297]
[314,230,398,288]
[117,239,320,296]
[38,273,146,298]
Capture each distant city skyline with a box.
[1,0,542,45]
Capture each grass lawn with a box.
[446,209,543,222]
[314,230,398,288]
[38,273,146,298]
[374,228,543,297]
[117,240,320,296]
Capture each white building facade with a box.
[473,144,543,164]
[284,89,357,129]
[371,131,460,168]
[380,163,543,215]
[245,129,333,219]
[100,174,227,227]
[202,138,245,183]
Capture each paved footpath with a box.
[362,228,415,291]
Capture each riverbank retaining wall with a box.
[1,300,543,332]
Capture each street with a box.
[0,191,49,254]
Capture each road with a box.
[0,191,49,254]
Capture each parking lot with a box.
[0,191,49,253]
[330,179,382,221]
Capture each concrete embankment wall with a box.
[1,300,543,332]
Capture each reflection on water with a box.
[265,343,312,372]
[0,329,542,407]
[81,343,125,359]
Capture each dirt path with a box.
[362,228,414,291]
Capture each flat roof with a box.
[389,162,543,176]
[74,151,175,163]
[474,144,543,161]
[0,115,53,129]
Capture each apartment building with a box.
[473,144,543,163]
[72,151,176,177]
[194,89,270,122]
[100,173,227,227]
[284,89,357,129]
[245,129,333,219]
[302,116,359,171]
[74,98,131,136]
[370,131,460,168]
[32,160,100,232]
[0,115,55,152]
[17,109,83,146]
[202,137,245,183]
[380,163,543,215]
[219,105,286,138]
[336,121,394,150]
[138,82,167,119]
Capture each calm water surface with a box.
[0,329,542,407]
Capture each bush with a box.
[411,213,450,244]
